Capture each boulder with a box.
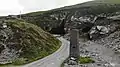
[89,26,109,39]
[68,59,77,65]
[96,26,109,34]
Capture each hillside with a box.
[0,19,61,65]
[20,0,120,35]
[0,1,120,66]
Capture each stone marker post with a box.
[70,29,79,62]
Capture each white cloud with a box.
[0,0,93,16]
[68,0,93,5]
[19,0,57,13]
[55,0,93,7]
[0,0,23,16]
[19,0,93,14]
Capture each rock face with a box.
[19,1,120,35]
[0,21,17,64]
[89,26,109,39]
[0,19,61,64]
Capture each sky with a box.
[0,0,93,16]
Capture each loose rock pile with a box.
[0,21,19,64]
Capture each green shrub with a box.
[12,58,27,65]
[79,56,95,64]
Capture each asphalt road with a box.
[23,37,70,67]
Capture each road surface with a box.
[23,37,70,67]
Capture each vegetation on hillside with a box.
[78,56,95,64]
[0,19,61,65]
[96,0,120,4]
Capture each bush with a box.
[12,58,27,65]
[79,57,95,64]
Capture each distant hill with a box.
[96,0,120,4]
[19,0,120,35]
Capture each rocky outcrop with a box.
[0,21,18,64]
[89,26,109,39]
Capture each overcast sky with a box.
[0,0,93,16]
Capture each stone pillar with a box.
[70,29,79,60]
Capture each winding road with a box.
[23,37,70,67]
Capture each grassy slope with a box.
[0,19,61,66]
[96,0,120,4]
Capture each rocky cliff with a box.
[20,1,120,36]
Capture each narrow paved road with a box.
[23,37,70,67]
